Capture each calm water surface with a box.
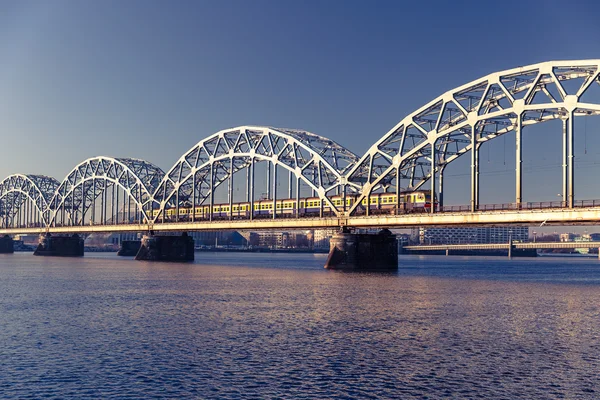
[1,252,600,399]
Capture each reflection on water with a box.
[1,253,599,398]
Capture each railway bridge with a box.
[2,60,600,268]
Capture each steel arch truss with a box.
[49,157,165,227]
[0,174,60,228]
[346,60,600,215]
[153,126,359,221]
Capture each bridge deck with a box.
[2,206,600,235]
[403,242,600,251]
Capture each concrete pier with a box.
[325,228,398,271]
[135,233,194,262]
[0,235,14,253]
[34,233,84,257]
[117,240,141,256]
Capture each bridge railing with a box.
[355,199,600,216]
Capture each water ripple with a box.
[0,253,599,398]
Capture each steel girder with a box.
[48,157,165,226]
[346,59,600,215]
[152,126,359,221]
[0,174,60,228]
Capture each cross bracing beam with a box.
[48,157,165,227]
[152,126,359,222]
[0,174,60,228]
[346,60,600,216]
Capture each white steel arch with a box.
[152,126,359,221]
[0,174,60,228]
[48,157,165,227]
[346,60,600,215]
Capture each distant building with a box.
[560,233,577,242]
[412,226,529,245]
[312,229,337,249]
[246,230,310,248]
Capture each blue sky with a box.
[1,0,600,207]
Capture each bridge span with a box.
[2,60,600,242]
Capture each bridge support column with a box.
[0,235,14,253]
[470,125,479,212]
[117,240,141,256]
[515,113,523,207]
[34,233,84,257]
[325,228,398,271]
[438,165,445,211]
[567,111,575,208]
[430,139,436,214]
[135,232,194,262]
[562,118,568,206]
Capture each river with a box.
[1,253,599,398]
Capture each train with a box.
[152,190,434,221]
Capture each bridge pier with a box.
[325,228,398,271]
[135,232,194,262]
[34,233,84,257]
[0,235,14,253]
[117,240,141,256]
